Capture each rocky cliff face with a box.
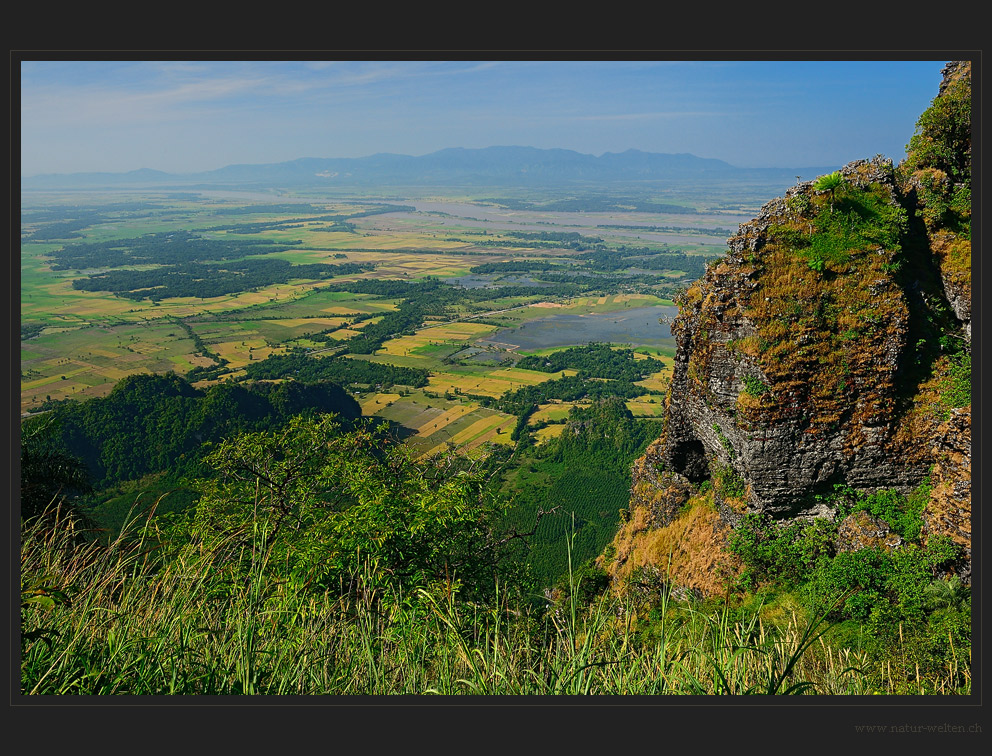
[664,156,928,519]
[603,62,972,593]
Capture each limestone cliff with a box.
[603,62,972,595]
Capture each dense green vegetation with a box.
[166,414,524,601]
[938,349,971,413]
[22,372,360,489]
[900,75,971,234]
[243,350,430,388]
[727,482,969,685]
[515,342,663,381]
[74,258,373,301]
[50,230,299,269]
[21,500,885,696]
[464,243,714,281]
[496,374,655,419]
[500,398,661,584]
[22,408,963,696]
[774,178,908,271]
[20,418,93,521]
[21,200,182,241]
[468,260,570,274]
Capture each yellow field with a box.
[635,370,672,393]
[263,317,347,329]
[379,322,497,356]
[212,339,282,367]
[447,415,507,445]
[21,353,146,392]
[360,392,402,414]
[326,249,474,279]
[416,321,497,339]
[419,413,515,459]
[625,397,666,417]
[324,329,362,340]
[320,304,395,315]
[529,400,590,424]
[412,404,478,437]
[534,425,567,444]
[22,370,87,390]
[462,416,516,450]
[533,292,666,314]
[613,293,659,304]
[22,266,367,327]
[87,348,126,359]
[426,366,554,398]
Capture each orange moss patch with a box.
[608,494,741,599]
[923,408,971,557]
[732,231,907,433]
[931,230,971,293]
[890,352,967,466]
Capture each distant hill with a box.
[22,146,836,189]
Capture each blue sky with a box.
[19,59,950,177]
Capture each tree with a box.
[170,414,520,600]
[20,417,92,521]
[813,171,843,212]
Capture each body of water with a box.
[477,305,678,351]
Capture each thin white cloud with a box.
[573,111,736,121]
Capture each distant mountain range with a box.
[22,146,837,189]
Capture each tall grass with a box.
[20,504,968,696]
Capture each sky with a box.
[19,58,951,177]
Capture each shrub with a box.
[939,350,971,410]
[728,513,834,588]
[741,375,770,396]
[903,77,971,185]
[813,171,843,194]
[713,462,746,499]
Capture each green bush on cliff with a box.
[806,536,965,644]
[808,183,907,264]
[900,73,971,235]
[829,484,928,542]
[741,375,770,396]
[903,77,971,186]
[712,462,746,499]
[939,350,971,410]
[768,181,907,273]
[727,513,834,589]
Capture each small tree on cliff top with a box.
[813,171,844,212]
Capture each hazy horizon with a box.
[20,59,949,178]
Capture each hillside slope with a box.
[602,61,972,596]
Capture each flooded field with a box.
[450,346,517,364]
[444,273,552,288]
[477,305,678,351]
